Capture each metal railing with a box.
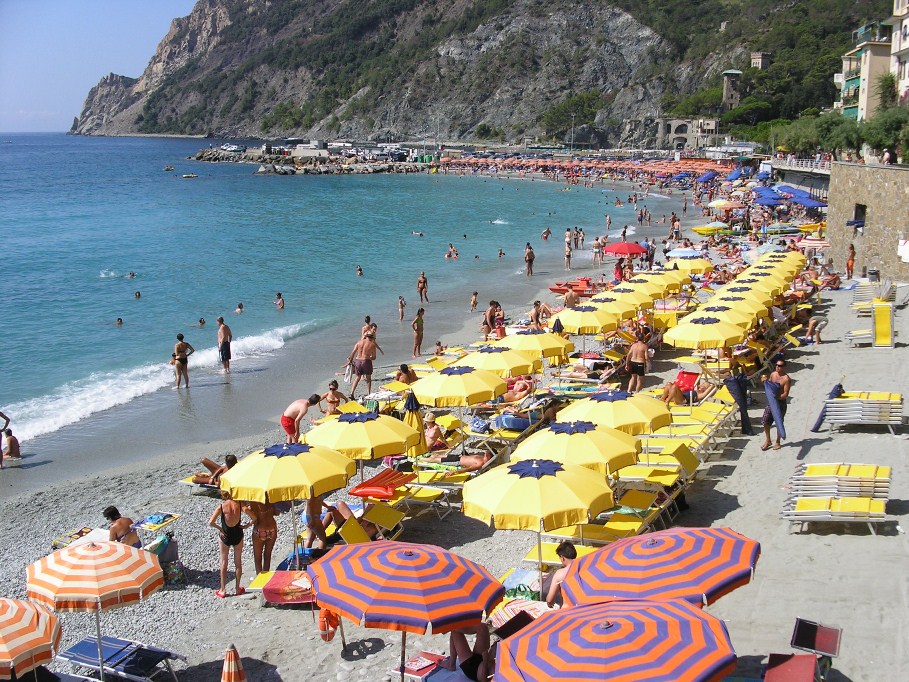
[771,158,832,174]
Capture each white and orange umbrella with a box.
[221,643,246,682]
[27,541,163,680]
[0,599,61,679]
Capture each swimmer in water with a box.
[235,303,244,313]
[135,291,141,299]
[356,265,363,276]
[126,272,136,279]
[198,318,206,327]
[116,318,123,326]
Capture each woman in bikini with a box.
[320,380,347,415]
[173,333,195,389]
[417,272,429,302]
[243,501,279,574]
[208,491,251,598]
[395,364,419,384]
[103,506,140,548]
[412,308,425,357]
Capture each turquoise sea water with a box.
[0,134,664,443]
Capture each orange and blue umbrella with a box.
[310,541,504,682]
[496,598,736,682]
[561,527,760,607]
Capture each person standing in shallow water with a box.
[173,333,195,388]
[417,272,429,302]
[217,316,232,373]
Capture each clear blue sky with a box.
[0,1,198,132]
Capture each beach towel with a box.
[724,373,754,435]
[810,383,844,433]
[263,570,315,604]
[763,380,787,439]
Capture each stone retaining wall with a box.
[827,163,909,281]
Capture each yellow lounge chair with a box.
[780,496,887,535]
[522,542,600,566]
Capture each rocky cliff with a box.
[66,0,807,144]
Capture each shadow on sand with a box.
[180,655,282,681]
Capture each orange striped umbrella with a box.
[221,643,246,682]
[561,527,760,607]
[27,541,163,681]
[496,599,736,681]
[310,541,504,682]
[0,599,61,678]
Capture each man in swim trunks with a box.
[625,333,649,393]
[217,316,232,372]
[281,395,320,443]
[348,332,380,399]
[192,454,238,485]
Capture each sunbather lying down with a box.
[420,450,492,472]
[660,380,714,405]
[558,362,620,383]
[191,455,237,485]
[306,500,382,549]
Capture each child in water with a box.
[470,292,478,312]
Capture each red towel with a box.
[262,571,315,604]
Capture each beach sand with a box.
[9,180,905,680]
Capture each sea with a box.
[0,133,676,486]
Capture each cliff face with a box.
[70,0,734,143]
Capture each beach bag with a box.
[162,560,186,586]
[470,416,491,433]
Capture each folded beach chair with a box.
[780,496,887,534]
[57,635,185,682]
[789,463,891,498]
[823,391,903,435]
[872,302,896,348]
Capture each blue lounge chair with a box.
[57,635,185,682]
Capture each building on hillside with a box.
[721,70,743,110]
[833,22,892,120]
[826,162,909,281]
[882,0,909,104]
[654,118,719,150]
[750,52,772,70]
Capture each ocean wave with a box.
[7,320,320,442]
[491,219,509,224]
[99,269,120,278]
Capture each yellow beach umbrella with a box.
[305,411,420,461]
[609,286,655,309]
[663,316,747,350]
[709,295,770,318]
[666,258,714,275]
[410,366,506,407]
[557,390,672,435]
[510,421,640,475]
[713,285,773,307]
[549,305,619,335]
[463,459,615,586]
[588,295,638,320]
[698,305,755,328]
[623,277,669,300]
[219,443,356,503]
[654,269,692,286]
[492,329,574,360]
[451,346,541,378]
[731,276,784,297]
[401,391,428,459]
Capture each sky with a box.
[0,1,198,132]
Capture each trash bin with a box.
[868,269,880,282]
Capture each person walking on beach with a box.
[625,333,649,393]
[412,308,425,357]
[173,334,195,388]
[417,271,429,302]
[524,244,535,276]
[280,395,321,443]
[347,333,380,398]
[564,243,572,270]
[845,243,855,280]
[274,292,284,310]
[761,360,791,451]
[217,317,232,372]
[208,490,251,598]
[398,295,406,321]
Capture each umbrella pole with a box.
[95,609,105,682]
[400,631,407,682]
[338,618,347,651]
[537,529,544,598]
[291,500,301,570]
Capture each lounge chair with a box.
[788,463,891,498]
[57,636,185,682]
[177,476,222,497]
[8,667,94,682]
[522,541,600,567]
[780,496,887,534]
[822,391,903,435]
[764,653,828,682]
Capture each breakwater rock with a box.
[190,148,428,175]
